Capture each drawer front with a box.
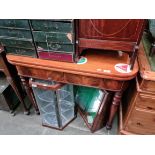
[139,80,155,93]
[64,74,124,91]
[0,19,30,29]
[17,67,64,82]
[125,108,155,134]
[101,79,124,91]
[136,93,155,111]
[37,51,74,62]
[33,31,74,43]
[0,38,35,49]
[36,42,74,53]
[64,74,101,87]
[5,47,37,58]
[0,28,32,40]
[31,20,73,33]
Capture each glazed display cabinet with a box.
[30,78,76,130]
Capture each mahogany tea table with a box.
[7,49,138,129]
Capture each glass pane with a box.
[57,84,75,126]
[32,86,58,128]
[75,86,104,124]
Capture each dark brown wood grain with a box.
[78,19,145,43]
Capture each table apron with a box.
[16,65,128,92]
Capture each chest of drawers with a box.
[30,20,76,62]
[119,36,155,134]
[0,19,37,57]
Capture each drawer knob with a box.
[136,122,143,126]
[147,106,153,110]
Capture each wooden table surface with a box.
[7,50,138,81]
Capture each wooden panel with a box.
[119,103,137,135]
[139,79,155,93]
[125,108,155,134]
[33,31,74,43]
[79,19,145,43]
[82,76,101,87]
[0,19,30,29]
[64,73,124,90]
[136,92,155,111]
[16,66,64,82]
[64,73,83,85]
[31,20,73,32]
[137,42,155,81]
[64,73,103,88]
[79,38,134,52]
[100,79,124,91]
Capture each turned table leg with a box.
[20,76,40,115]
[106,91,123,130]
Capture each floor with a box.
[0,97,118,135]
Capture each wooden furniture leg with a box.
[130,46,139,70]
[149,42,155,56]
[20,76,40,115]
[6,76,30,115]
[106,91,123,130]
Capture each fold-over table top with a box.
[7,49,138,81]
